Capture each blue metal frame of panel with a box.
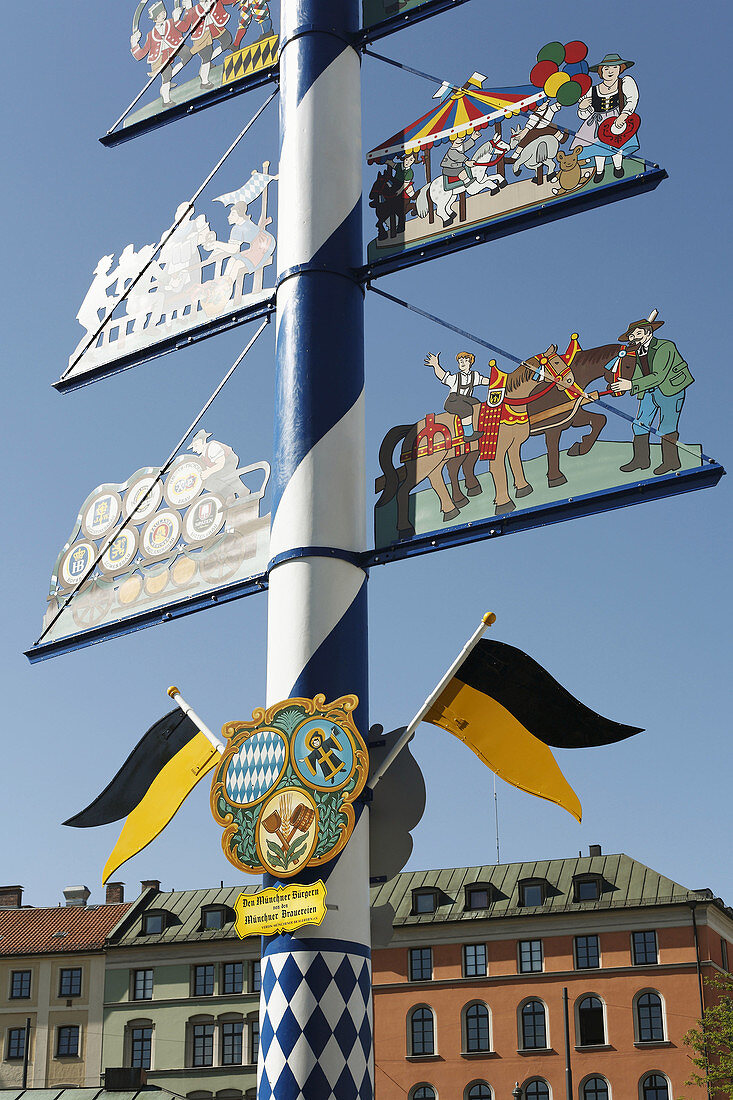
[25,462,723,662]
[54,296,275,394]
[100,64,278,148]
[359,166,667,281]
[359,0,473,43]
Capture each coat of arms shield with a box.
[210,695,368,877]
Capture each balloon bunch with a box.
[530,41,592,107]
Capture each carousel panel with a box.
[28,432,271,660]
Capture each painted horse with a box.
[414,135,510,228]
[524,341,634,487]
[375,358,567,535]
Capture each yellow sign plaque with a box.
[234,881,328,938]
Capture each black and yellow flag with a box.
[64,708,220,882]
[424,639,643,821]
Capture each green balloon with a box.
[537,41,566,66]
[556,79,582,106]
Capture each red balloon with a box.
[573,72,592,95]
[530,60,559,89]
[564,40,588,64]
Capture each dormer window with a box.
[412,889,438,915]
[573,875,602,902]
[465,884,492,911]
[519,879,547,907]
[141,910,167,935]
[201,906,228,931]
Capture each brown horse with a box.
[525,342,634,486]
[376,360,565,535]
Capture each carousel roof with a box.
[367,76,543,163]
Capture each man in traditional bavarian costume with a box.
[610,316,694,475]
[130,2,193,105]
[177,0,238,89]
[576,52,639,182]
[189,430,245,501]
[439,133,477,224]
[425,351,493,440]
[232,0,274,49]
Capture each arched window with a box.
[582,1077,609,1100]
[124,1018,154,1070]
[525,1080,550,1100]
[521,1000,547,1049]
[409,1007,435,1056]
[463,1002,491,1053]
[466,1082,492,1100]
[641,1074,669,1100]
[577,995,606,1046]
[410,1086,436,1100]
[636,991,665,1042]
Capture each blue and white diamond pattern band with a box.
[225,730,287,805]
[258,948,372,1099]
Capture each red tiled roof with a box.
[0,904,132,956]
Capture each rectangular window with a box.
[721,938,729,972]
[203,909,225,930]
[632,930,658,965]
[251,960,261,993]
[57,1025,80,1057]
[193,964,215,996]
[221,1021,243,1065]
[520,883,544,907]
[133,969,154,1000]
[575,878,600,901]
[413,891,437,914]
[192,1023,215,1067]
[250,1021,259,1062]
[463,943,487,978]
[10,971,31,999]
[59,967,82,998]
[130,1026,152,1069]
[575,934,600,969]
[142,912,164,935]
[7,1028,26,1061]
[408,947,433,982]
[518,939,543,973]
[466,887,490,910]
[223,962,244,995]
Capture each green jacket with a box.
[631,336,694,398]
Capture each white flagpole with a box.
[369,611,496,791]
[167,686,225,754]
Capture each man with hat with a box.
[576,53,639,182]
[130,2,193,106]
[611,316,694,475]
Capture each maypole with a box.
[259,0,371,1097]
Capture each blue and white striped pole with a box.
[259,1,371,1097]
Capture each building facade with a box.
[371,850,733,1100]
[0,884,131,1088]
[103,882,261,1100]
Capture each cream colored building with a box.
[0,884,131,1088]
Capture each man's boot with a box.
[653,432,681,475]
[257,17,274,40]
[620,433,650,472]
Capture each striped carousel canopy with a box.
[366,74,544,164]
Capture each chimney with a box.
[63,885,91,907]
[0,885,23,908]
[141,880,161,893]
[106,882,125,905]
[589,844,602,857]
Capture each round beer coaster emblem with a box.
[164,460,204,508]
[184,494,225,543]
[211,694,368,878]
[141,511,182,558]
[100,528,138,574]
[82,490,121,540]
[59,540,96,588]
[124,476,163,523]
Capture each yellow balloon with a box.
[544,70,570,98]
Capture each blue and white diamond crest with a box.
[224,728,287,806]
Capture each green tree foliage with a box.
[682,973,733,1099]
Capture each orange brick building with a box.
[371,849,733,1100]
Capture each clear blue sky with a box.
[3,0,731,909]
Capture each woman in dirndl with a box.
[576,53,639,183]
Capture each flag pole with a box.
[167,686,225,754]
[369,611,496,791]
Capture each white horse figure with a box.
[415,135,510,227]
